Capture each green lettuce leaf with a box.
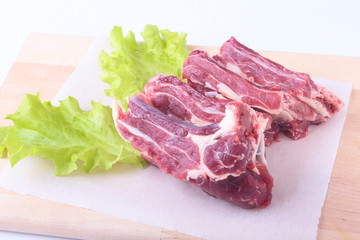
[0,93,146,176]
[0,126,8,158]
[99,24,189,110]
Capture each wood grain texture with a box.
[0,189,201,240]
[0,62,75,126]
[317,90,360,239]
[0,33,94,126]
[17,33,94,67]
[1,33,360,239]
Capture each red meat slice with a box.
[113,75,273,208]
[143,74,279,145]
[182,38,344,140]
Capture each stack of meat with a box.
[113,37,344,209]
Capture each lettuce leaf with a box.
[0,126,7,158]
[1,25,188,175]
[0,93,146,176]
[99,24,189,110]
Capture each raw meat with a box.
[144,74,279,145]
[113,75,273,208]
[143,74,229,125]
[182,38,344,140]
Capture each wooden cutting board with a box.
[0,33,359,239]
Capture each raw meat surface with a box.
[113,75,273,208]
[182,50,284,115]
[143,74,229,125]
[143,74,279,145]
[182,38,344,140]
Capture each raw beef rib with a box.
[113,75,273,208]
[182,38,344,140]
[143,74,279,145]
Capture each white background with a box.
[0,0,359,239]
[1,0,360,88]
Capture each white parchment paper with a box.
[0,39,352,240]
